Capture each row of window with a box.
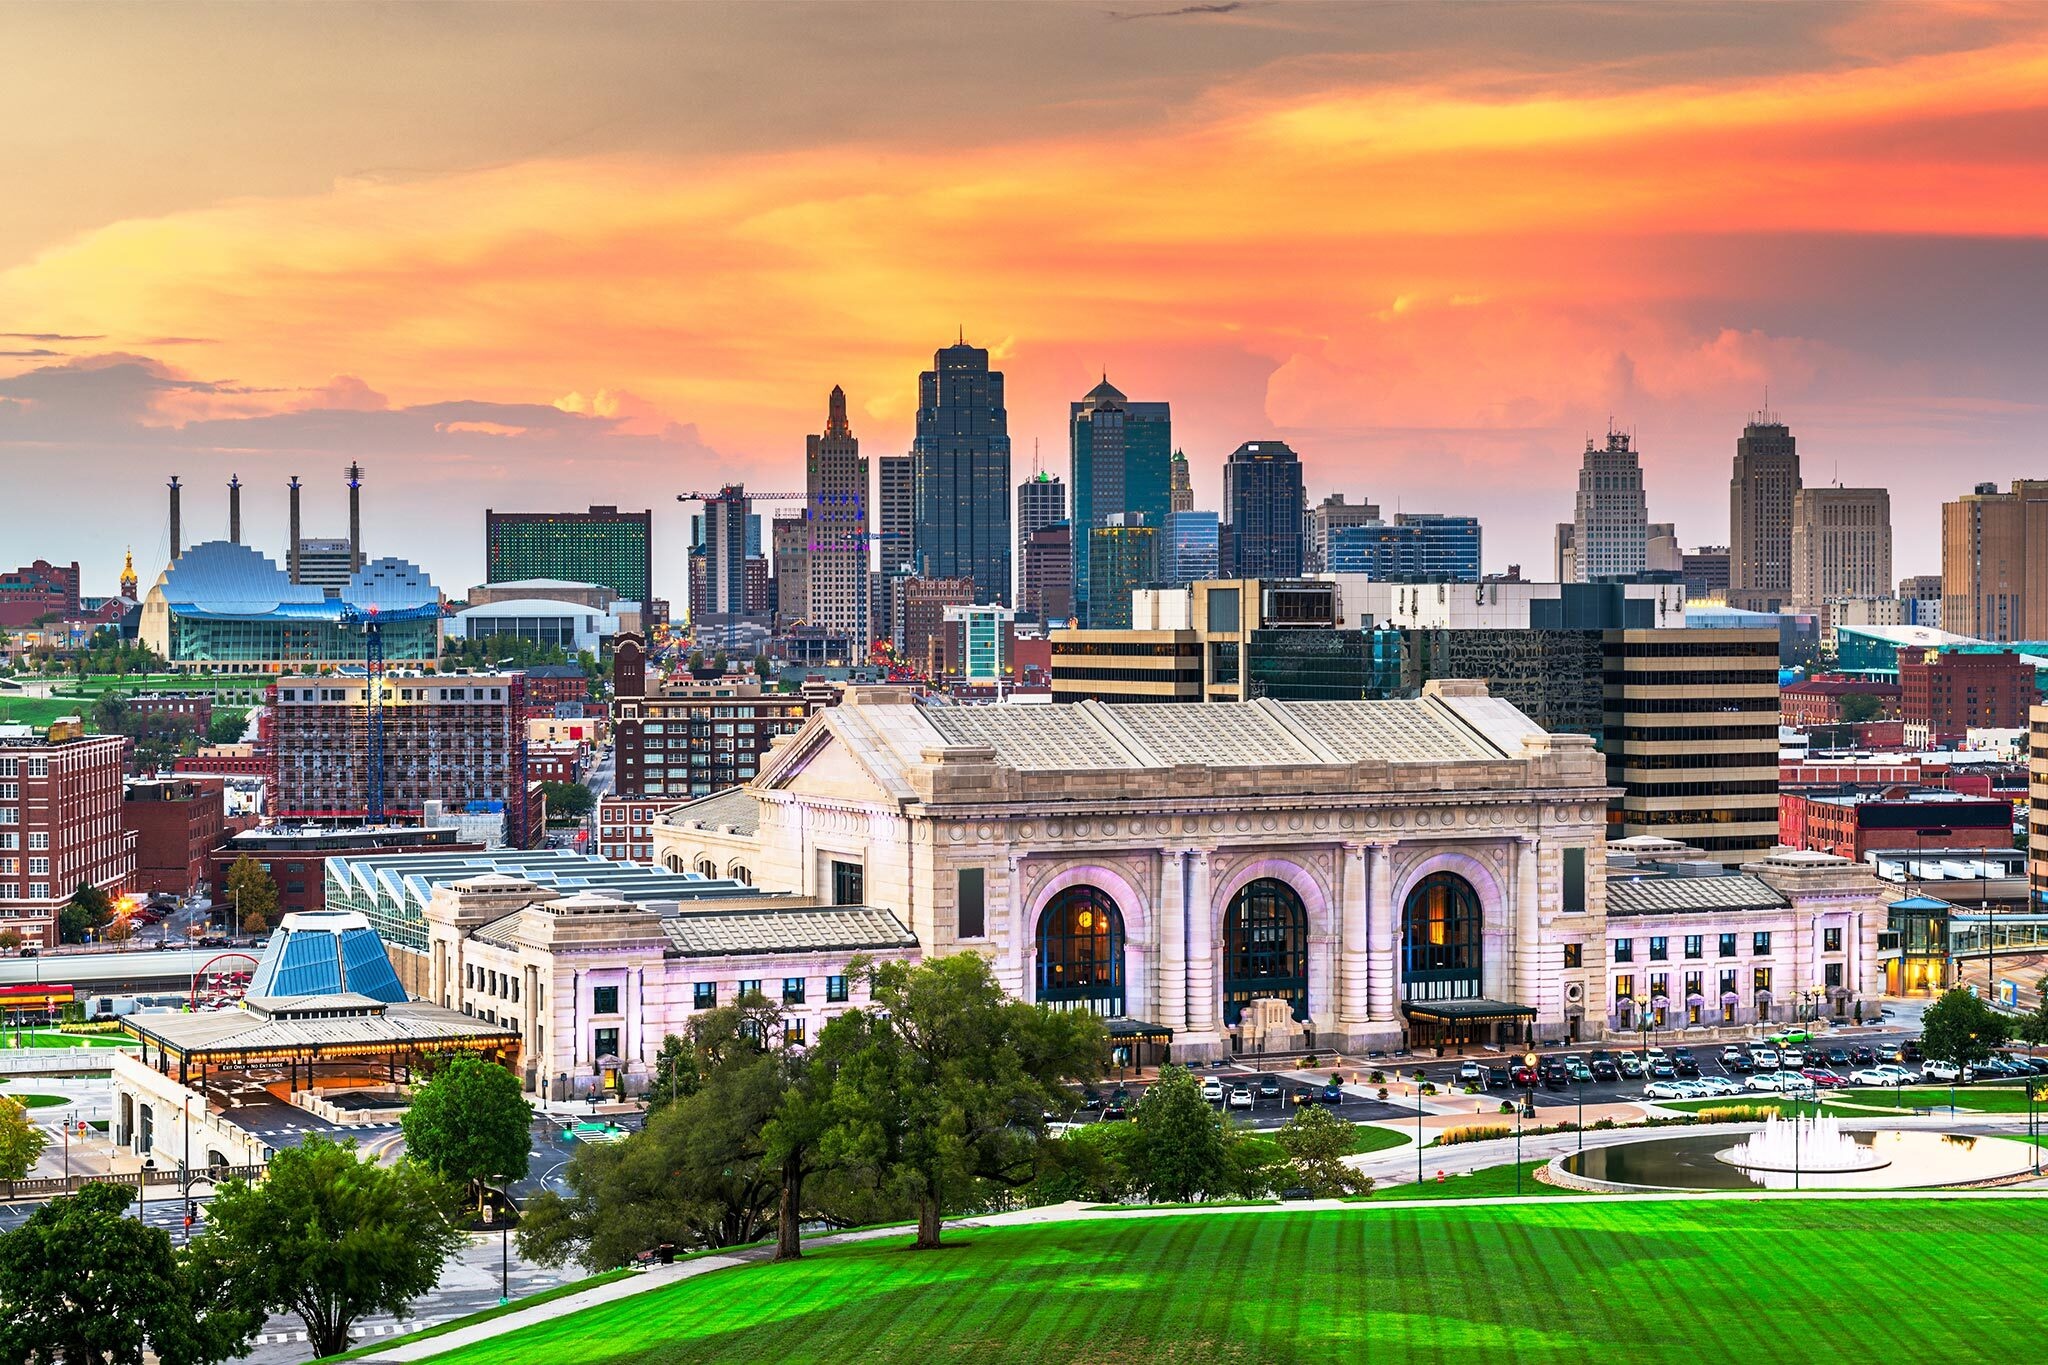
[0,758,49,777]
[692,977,850,1009]
[1612,963,1844,997]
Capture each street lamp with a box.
[1634,995,1650,1061]
[1412,1069,1426,1187]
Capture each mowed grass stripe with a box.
[419,1200,2048,1365]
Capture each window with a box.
[693,981,716,1010]
[738,978,763,1001]
[1562,847,1586,912]
[784,1018,807,1047]
[1563,943,1582,969]
[957,868,985,938]
[1719,933,1738,958]
[1649,936,1668,962]
[591,985,620,1015]
[783,977,806,1005]
[1684,935,1702,960]
[831,860,863,906]
[593,1027,620,1060]
[0,810,14,826]
[826,974,848,1004]
[1615,973,1635,1001]
[1752,932,1772,956]
[1612,938,1633,963]
[1825,963,1844,989]
[26,858,47,876]
[1824,927,1843,953]
[1753,967,1772,995]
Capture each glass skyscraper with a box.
[1222,441,1305,578]
[1070,378,1171,625]
[912,339,1012,604]
[1163,509,1220,586]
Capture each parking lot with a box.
[1063,1068,1421,1131]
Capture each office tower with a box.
[1553,523,1577,582]
[1395,513,1482,579]
[690,485,754,646]
[1570,428,1649,581]
[804,385,869,639]
[1682,547,1732,601]
[1070,377,1170,625]
[1790,486,1892,606]
[1168,449,1194,514]
[1085,515,1159,632]
[1222,441,1305,578]
[1017,470,1066,569]
[876,453,914,574]
[1163,510,1221,586]
[898,576,976,664]
[1940,479,2048,642]
[1899,574,1943,629]
[1327,515,1481,580]
[1729,413,1801,593]
[911,337,1011,604]
[1021,521,1075,623]
[485,505,654,604]
[1307,493,1383,573]
[0,730,135,949]
[1646,523,1682,574]
[294,539,356,598]
[772,514,809,630]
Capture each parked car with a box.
[1257,1076,1283,1100]
[1278,1186,1314,1201]
[1745,1072,1787,1093]
[1456,1060,1487,1085]
[1619,1055,1646,1079]
[1921,1060,1960,1082]
[1695,1076,1740,1097]
[1565,1058,1594,1083]
[1511,1065,1539,1087]
[1201,1079,1226,1103]
[1799,1068,1847,1089]
[1850,1046,1876,1066]
[1674,1055,1700,1078]
[1825,1048,1851,1068]
[1643,1079,1693,1100]
[1540,1065,1570,1092]
[1486,1066,1512,1091]
[1648,1058,1676,1079]
[1101,1103,1129,1121]
[1591,1059,1620,1082]
[1779,1049,1808,1070]
[1751,1047,1780,1069]
[1876,1043,1904,1064]
[1902,1039,1924,1062]
[1228,1086,1254,1110]
[1320,1082,1346,1105]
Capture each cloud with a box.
[0,332,103,342]
[1111,2,1247,21]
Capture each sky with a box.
[3,0,2047,601]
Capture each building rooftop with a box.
[659,904,917,957]
[1606,874,1790,917]
[155,541,438,623]
[661,786,761,836]
[122,995,517,1063]
[325,848,781,921]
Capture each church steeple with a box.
[119,547,138,599]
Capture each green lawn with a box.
[0,698,92,729]
[8,1093,70,1108]
[1833,1087,2042,1114]
[313,1270,635,1362]
[1345,1124,1411,1155]
[415,1200,2047,1365]
[1,1029,131,1049]
[1363,1160,1586,1199]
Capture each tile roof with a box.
[124,999,517,1058]
[662,786,762,835]
[1605,874,1789,917]
[659,905,917,957]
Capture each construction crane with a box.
[676,490,807,504]
[336,603,386,823]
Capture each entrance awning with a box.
[1103,1017,1174,1045]
[1401,999,1536,1025]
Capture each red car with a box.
[1799,1068,1847,1088]
[1511,1065,1539,1087]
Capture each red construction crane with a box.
[676,490,807,503]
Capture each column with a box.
[1367,843,1396,1022]
[1185,850,1215,1034]
[999,853,1027,997]
[1156,850,1186,1034]
[1338,842,1369,1025]
[1514,837,1541,1013]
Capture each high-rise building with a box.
[1899,574,1943,629]
[485,505,654,605]
[1021,521,1074,623]
[0,560,81,627]
[1070,378,1170,625]
[1790,486,1892,607]
[1899,649,2035,747]
[804,385,869,641]
[1729,414,1801,594]
[1306,494,1383,574]
[876,453,914,574]
[1682,547,1731,601]
[0,729,136,949]
[898,576,976,667]
[610,636,818,802]
[1645,523,1682,574]
[1016,470,1066,574]
[1940,479,2048,642]
[1163,510,1221,587]
[1327,515,1482,581]
[293,539,356,598]
[1570,428,1649,581]
[911,338,1011,603]
[690,486,769,650]
[771,514,808,631]
[1086,515,1160,631]
[1222,441,1305,579]
[1168,449,1194,514]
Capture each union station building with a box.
[654,682,1630,1056]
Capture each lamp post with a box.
[1792,1085,1801,1193]
[1412,1069,1426,1188]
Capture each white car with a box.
[1228,1086,1253,1110]
[1921,1061,1960,1082]
[1780,1049,1808,1070]
[1456,1061,1487,1084]
[1745,1072,1786,1093]
[1643,1079,1692,1100]
[1201,1079,1226,1103]
[1752,1047,1780,1069]
[1848,1068,1896,1087]
[1694,1077,1740,1097]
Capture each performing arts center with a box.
[654,681,1626,1058]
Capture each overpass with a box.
[0,947,258,995]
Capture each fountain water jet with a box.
[1717,1112,1888,1174]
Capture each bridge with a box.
[0,947,249,994]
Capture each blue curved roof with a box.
[347,557,438,613]
[164,542,439,622]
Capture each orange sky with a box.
[2,1,2046,594]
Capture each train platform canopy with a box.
[122,993,517,1072]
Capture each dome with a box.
[160,541,325,615]
[344,557,439,613]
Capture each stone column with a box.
[1156,849,1186,1033]
[1367,843,1396,1022]
[999,853,1027,998]
[1515,837,1541,1015]
[1339,842,1369,1025]
[1185,850,1215,1034]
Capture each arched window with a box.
[663,853,685,873]
[1037,885,1125,1016]
[728,864,752,885]
[1402,872,1483,1002]
[695,859,718,878]
[1223,878,1308,1026]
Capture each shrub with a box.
[1376,1087,1388,1102]
[1368,1070,1385,1084]
[1696,1105,1776,1124]
[1437,1124,1513,1146]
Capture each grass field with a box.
[1345,1124,1411,1155]
[415,1200,2046,1365]
[1833,1087,2043,1114]
[1,1029,131,1049]
[0,698,92,729]
[1364,1160,1584,1199]
[7,1094,70,1108]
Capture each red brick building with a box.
[175,746,265,780]
[1898,649,2036,746]
[122,776,226,897]
[521,664,592,715]
[210,825,483,920]
[125,694,214,730]
[1780,788,2014,860]
[0,560,81,628]
[0,730,136,948]
[1780,676,1900,728]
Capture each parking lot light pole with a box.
[1413,1070,1426,1187]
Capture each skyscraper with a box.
[1070,377,1170,625]
[876,454,914,574]
[1017,470,1066,571]
[1021,521,1074,623]
[485,505,653,603]
[1087,515,1159,631]
[805,385,869,640]
[911,338,1011,604]
[1570,429,1649,581]
[693,485,758,646]
[1790,486,1892,607]
[1729,413,1801,594]
[1163,510,1220,586]
[1307,493,1384,573]
[1168,449,1194,514]
[1940,479,2048,642]
[1222,441,1305,579]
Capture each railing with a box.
[0,1047,131,1074]
[0,1163,267,1201]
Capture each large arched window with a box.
[1402,872,1483,1002]
[1037,885,1125,1016]
[1223,878,1308,1026]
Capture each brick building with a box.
[1780,788,2014,860]
[520,664,592,715]
[174,745,266,780]
[1779,676,1900,729]
[211,824,483,921]
[1898,649,2036,747]
[122,777,226,897]
[126,693,215,730]
[609,634,817,803]
[0,560,81,628]
[0,729,136,948]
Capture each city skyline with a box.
[5,2,2048,595]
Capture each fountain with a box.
[1717,1112,1889,1175]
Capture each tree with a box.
[206,709,250,745]
[103,917,135,946]
[401,1055,532,1206]
[60,881,115,944]
[1837,691,1885,725]
[0,928,21,954]
[761,1010,863,1261]
[822,954,1105,1249]
[1126,1065,1241,1203]
[225,855,280,933]
[1275,1105,1374,1198]
[1922,986,2007,1075]
[0,1180,256,1365]
[539,781,595,822]
[645,1032,702,1116]
[196,1136,465,1359]
[2016,980,2048,1052]
[0,1096,47,1180]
